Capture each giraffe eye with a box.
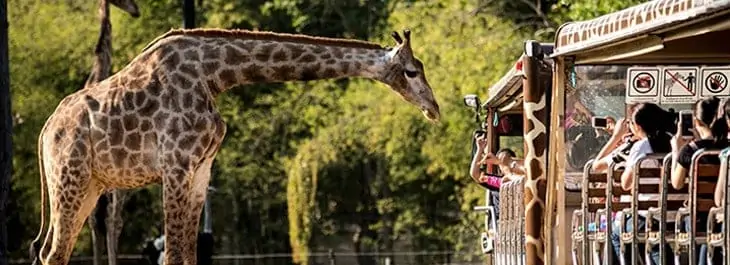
[404,70,418,78]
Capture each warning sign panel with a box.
[626,67,660,104]
[700,66,730,98]
[661,66,699,104]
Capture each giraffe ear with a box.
[403,29,411,42]
[391,31,403,45]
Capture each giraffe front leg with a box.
[182,157,215,265]
[45,179,104,265]
[162,168,193,265]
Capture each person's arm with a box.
[470,150,485,183]
[671,143,692,190]
[592,118,630,172]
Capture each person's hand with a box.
[475,133,488,151]
[671,133,689,152]
[613,118,630,136]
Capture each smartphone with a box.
[592,117,608,129]
[679,110,694,137]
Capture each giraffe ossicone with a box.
[31,28,440,265]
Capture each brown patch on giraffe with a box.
[183,50,200,61]
[122,114,139,130]
[182,92,193,109]
[201,45,220,60]
[299,63,321,81]
[193,118,207,132]
[179,63,198,77]
[109,104,122,116]
[153,112,170,128]
[241,65,266,83]
[354,62,362,70]
[193,146,204,158]
[325,59,336,65]
[231,40,253,52]
[272,49,288,62]
[218,69,238,88]
[173,73,193,90]
[224,45,250,65]
[366,60,375,66]
[339,61,350,71]
[285,44,306,60]
[96,115,109,130]
[54,128,66,144]
[254,43,276,62]
[202,62,219,76]
[322,68,337,78]
[162,52,181,69]
[331,47,344,59]
[140,120,153,132]
[172,38,198,50]
[310,46,327,54]
[139,100,160,117]
[147,78,163,97]
[179,135,198,150]
[109,119,124,146]
[320,53,332,59]
[122,93,136,111]
[271,65,296,80]
[110,148,128,167]
[86,96,100,112]
[96,140,111,153]
[125,133,142,151]
[134,91,147,107]
[194,99,207,113]
[167,117,182,140]
[297,54,316,63]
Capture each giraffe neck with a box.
[141,30,395,96]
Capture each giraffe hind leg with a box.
[182,157,216,265]
[44,176,104,265]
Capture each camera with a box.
[592,117,608,129]
[678,110,694,137]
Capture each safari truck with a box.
[465,42,564,265]
[468,1,730,265]
[542,1,730,265]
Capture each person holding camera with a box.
[591,103,675,265]
[470,133,525,219]
[670,96,728,265]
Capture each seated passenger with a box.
[671,97,729,265]
[592,103,675,265]
[715,99,730,207]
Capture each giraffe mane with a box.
[142,28,386,52]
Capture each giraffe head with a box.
[382,30,440,122]
[110,0,140,17]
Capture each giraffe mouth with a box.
[422,108,440,122]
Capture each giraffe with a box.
[521,53,550,265]
[30,28,440,265]
[83,0,140,265]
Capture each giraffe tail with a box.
[29,132,47,265]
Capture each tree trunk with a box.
[0,0,11,264]
[106,190,128,265]
[88,211,106,265]
[375,158,394,265]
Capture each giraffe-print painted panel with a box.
[554,0,730,56]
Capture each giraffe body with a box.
[33,28,439,265]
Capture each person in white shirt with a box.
[591,103,675,265]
